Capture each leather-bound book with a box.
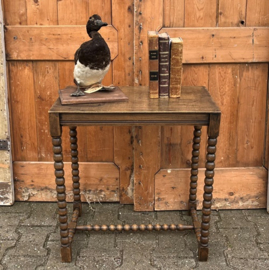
[148,31,159,98]
[169,37,183,98]
[158,32,170,97]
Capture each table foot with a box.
[61,246,72,263]
[198,244,208,261]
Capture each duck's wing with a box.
[74,40,94,64]
[75,38,111,69]
[74,39,92,64]
[74,47,81,64]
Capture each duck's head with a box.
[86,14,108,37]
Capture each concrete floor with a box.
[0,202,269,269]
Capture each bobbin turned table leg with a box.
[52,137,72,263]
[198,136,217,261]
[189,126,202,213]
[69,126,82,216]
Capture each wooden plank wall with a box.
[3,0,269,210]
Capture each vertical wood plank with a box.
[2,0,27,25]
[57,0,89,25]
[58,61,75,89]
[164,0,184,27]
[87,126,114,162]
[236,64,268,166]
[219,0,246,27]
[182,65,209,87]
[134,126,161,211]
[209,64,268,167]
[161,126,193,169]
[265,81,269,168]
[185,0,217,27]
[112,0,134,86]
[26,0,58,25]
[133,0,162,211]
[89,0,112,24]
[208,64,240,167]
[134,0,163,86]
[58,61,87,162]
[246,0,269,26]
[161,65,209,169]
[114,126,134,204]
[33,61,59,161]
[9,61,38,161]
[102,66,113,86]
[112,0,134,203]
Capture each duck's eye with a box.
[89,17,94,21]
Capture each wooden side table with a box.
[49,86,221,262]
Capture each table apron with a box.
[60,113,209,126]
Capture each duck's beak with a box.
[95,20,108,27]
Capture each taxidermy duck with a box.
[72,14,114,96]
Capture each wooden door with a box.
[3,0,134,203]
[3,0,269,210]
[133,0,269,210]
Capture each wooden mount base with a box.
[75,223,194,232]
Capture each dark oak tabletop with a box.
[49,86,220,114]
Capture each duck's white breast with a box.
[74,60,110,87]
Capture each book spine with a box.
[169,40,183,98]
[148,32,159,98]
[159,35,170,97]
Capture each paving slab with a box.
[227,256,269,270]
[2,255,46,270]
[0,202,31,214]
[152,255,196,270]
[77,249,122,270]
[91,203,121,225]
[116,233,157,270]
[0,213,28,241]
[244,209,269,244]
[217,210,253,229]
[221,227,268,259]
[78,233,121,270]
[119,205,156,224]
[21,203,57,226]
[152,231,196,270]
[155,211,188,225]
[0,240,16,258]
[6,226,54,256]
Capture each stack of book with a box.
[148,31,183,98]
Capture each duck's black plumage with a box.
[72,14,111,96]
[74,31,110,70]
